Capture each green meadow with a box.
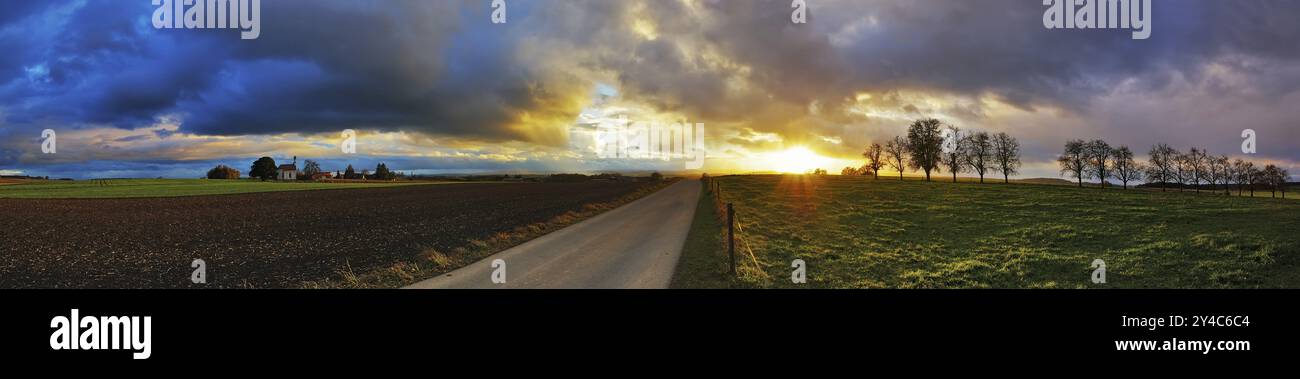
[673,175,1300,289]
[0,179,434,199]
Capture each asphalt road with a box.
[405,179,701,289]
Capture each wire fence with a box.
[702,175,767,279]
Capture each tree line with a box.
[1058,140,1291,198]
[850,118,1022,183]
[206,158,399,181]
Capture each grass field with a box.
[0,179,436,199]
[673,175,1300,289]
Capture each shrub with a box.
[206,165,240,179]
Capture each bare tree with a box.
[1187,147,1208,192]
[1281,167,1292,199]
[992,132,1021,183]
[1173,151,1192,192]
[1058,139,1088,187]
[862,142,884,180]
[884,136,909,180]
[1146,144,1178,192]
[1111,146,1142,189]
[906,119,945,182]
[1207,155,1230,195]
[1263,164,1283,198]
[964,131,994,183]
[1217,156,1234,195]
[1242,162,1253,197]
[1085,139,1113,187]
[940,124,967,183]
[841,166,861,176]
[1232,159,1254,196]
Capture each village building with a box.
[278,156,299,181]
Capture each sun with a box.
[765,146,835,174]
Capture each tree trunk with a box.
[1077,177,1083,188]
[952,172,957,183]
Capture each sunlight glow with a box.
[764,146,838,174]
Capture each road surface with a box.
[405,179,701,289]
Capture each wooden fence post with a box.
[727,203,735,276]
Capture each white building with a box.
[278,157,298,181]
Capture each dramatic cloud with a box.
[1,0,1297,178]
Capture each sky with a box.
[1,0,1297,179]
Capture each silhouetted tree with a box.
[249,157,278,181]
[1263,164,1283,198]
[1058,140,1088,187]
[905,119,944,182]
[1231,159,1254,196]
[841,166,860,176]
[884,136,908,180]
[939,124,966,183]
[301,160,322,179]
[964,131,993,183]
[1207,155,1230,195]
[1187,147,1208,192]
[862,142,884,180]
[1215,156,1234,195]
[1146,144,1177,191]
[1172,151,1191,192]
[1244,162,1262,197]
[992,132,1021,183]
[344,164,358,179]
[1085,140,1112,187]
[1111,146,1141,189]
[374,163,394,180]
[1280,167,1291,199]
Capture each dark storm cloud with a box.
[1,0,587,145]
